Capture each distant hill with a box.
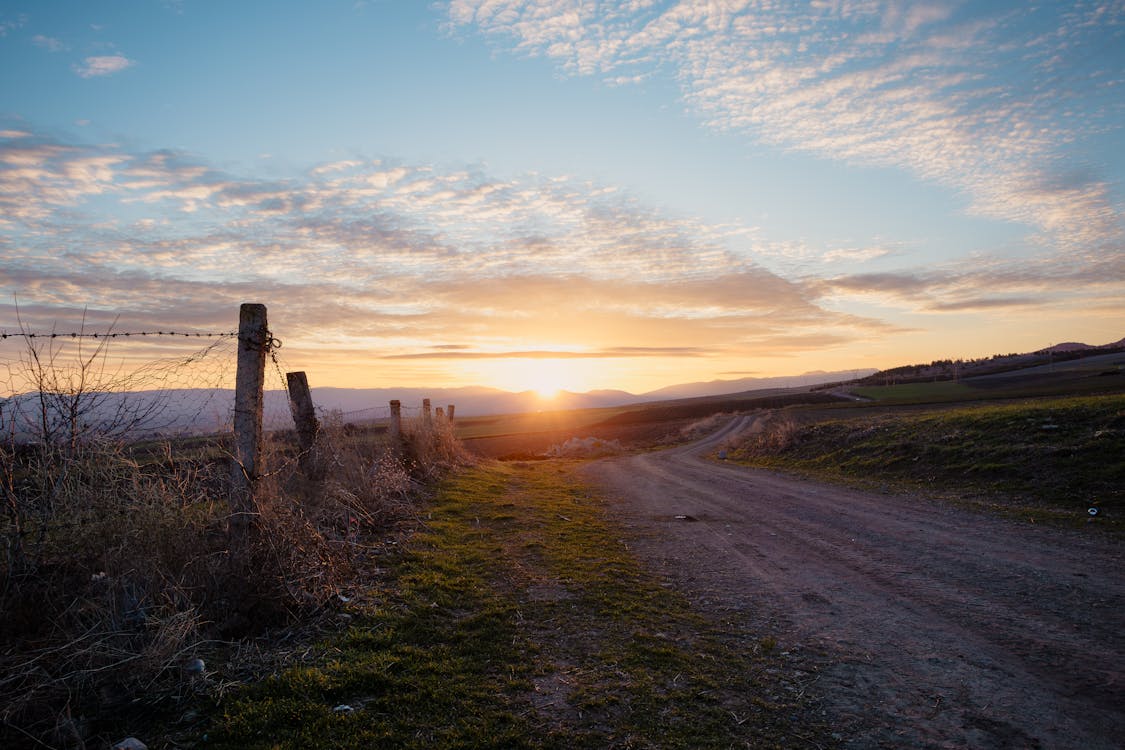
[864,336,1125,386]
[640,370,877,400]
[1037,338,1125,354]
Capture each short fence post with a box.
[422,398,432,430]
[286,371,319,478]
[231,303,268,554]
[447,404,455,427]
[435,406,445,422]
[389,400,402,444]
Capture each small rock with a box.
[183,658,206,676]
[333,704,354,713]
[112,738,147,750]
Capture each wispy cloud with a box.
[384,346,712,360]
[2,130,884,375]
[445,1,1125,252]
[73,54,134,78]
[2,120,1120,386]
[31,34,65,52]
[0,14,27,37]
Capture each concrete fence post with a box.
[231,303,268,553]
[286,371,319,478]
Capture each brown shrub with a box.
[0,413,470,747]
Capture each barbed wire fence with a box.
[1,302,456,532]
[0,307,445,443]
[1,327,239,445]
[0,302,472,744]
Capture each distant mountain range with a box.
[1,369,873,441]
[306,369,875,420]
[6,335,1119,440]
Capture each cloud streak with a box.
[73,54,134,78]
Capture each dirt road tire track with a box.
[582,416,1125,749]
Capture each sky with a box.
[1,0,1123,396]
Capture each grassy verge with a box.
[725,394,1125,532]
[204,462,828,749]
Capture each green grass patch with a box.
[203,462,827,748]
[728,394,1125,532]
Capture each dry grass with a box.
[674,411,736,444]
[724,411,799,455]
[545,436,624,458]
[0,412,472,747]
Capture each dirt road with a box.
[583,416,1125,749]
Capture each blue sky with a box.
[1,1,1123,393]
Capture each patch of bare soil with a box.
[583,416,1125,749]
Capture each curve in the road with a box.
[584,416,1125,749]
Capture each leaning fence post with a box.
[286,371,319,478]
[231,303,268,554]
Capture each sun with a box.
[523,365,566,400]
[533,383,562,401]
[474,357,595,398]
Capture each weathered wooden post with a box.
[286,371,319,478]
[422,398,432,430]
[435,406,445,422]
[447,404,455,426]
[388,400,402,444]
[231,303,268,553]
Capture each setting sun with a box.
[469,356,605,398]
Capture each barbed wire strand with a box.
[1,331,237,340]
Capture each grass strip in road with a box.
[204,461,826,749]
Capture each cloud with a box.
[925,297,1040,312]
[383,346,712,360]
[821,246,895,264]
[32,35,66,52]
[3,127,1119,387]
[0,14,27,37]
[445,1,1125,253]
[1,129,893,380]
[73,54,134,78]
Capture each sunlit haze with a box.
[1,1,1122,394]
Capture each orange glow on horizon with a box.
[472,357,599,397]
